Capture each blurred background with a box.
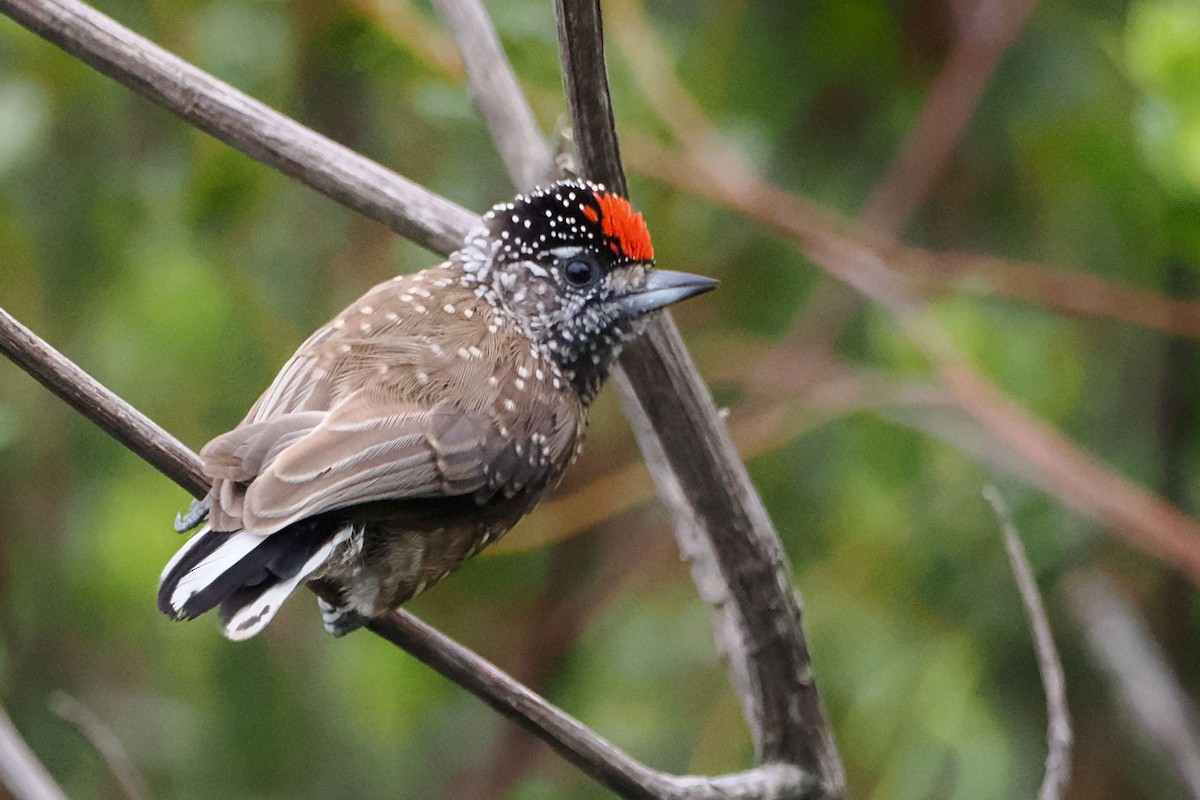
[1,0,1199,797]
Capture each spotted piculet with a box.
[158,179,717,639]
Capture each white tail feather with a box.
[159,524,213,583]
[167,530,270,614]
[222,527,352,641]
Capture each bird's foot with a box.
[317,597,369,637]
[174,497,211,532]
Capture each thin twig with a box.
[430,0,551,193]
[1067,571,1200,799]
[49,693,147,800]
[555,1,846,791]
[0,705,68,800]
[0,0,477,255]
[984,487,1072,800]
[860,0,1043,235]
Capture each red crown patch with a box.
[595,192,654,262]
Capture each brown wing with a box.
[233,392,507,534]
[198,270,583,534]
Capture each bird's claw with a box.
[174,497,211,532]
[317,597,369,637]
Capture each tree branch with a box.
[0,304,811,800]
[1,0,842,795]
[860,0,1043,235]
[429,0,551,193]
[0,705,68,800]
[0,0,476,256]
[49,693,147,800]
[984,487,1072,800]
[625,136,1200,586]
[0,308,206,498]
[555,1,845,792]
[1067,571,1200,798]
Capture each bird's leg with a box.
[317,596,369,637]
[174,496,211,532]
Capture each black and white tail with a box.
[157,522,351,640]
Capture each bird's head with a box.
[454,179,716,400]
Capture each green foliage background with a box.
[1,0,1199,798]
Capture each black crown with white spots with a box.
[451,180,660,403]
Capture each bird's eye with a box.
[563,258,599,288]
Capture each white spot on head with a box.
[360,305,374,315]
[443,304,456,314]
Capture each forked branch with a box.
[0,0,837,796]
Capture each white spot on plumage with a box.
[360,305,374,315]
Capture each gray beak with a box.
[621,269,718,315]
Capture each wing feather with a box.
[238,393,498,534]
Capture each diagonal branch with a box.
[626,138,1200,586]
[1067,571,1200,798]
[0,0,833,796]
[0,705,68,800]
[860,0,1043,235]
[555,0,846,792]
[0,304,810,800]
[0,309,206,498]
[0,0,476,256]
[429,0,551,193]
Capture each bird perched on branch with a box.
[158,179,716,640]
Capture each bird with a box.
[158,179,716,640]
